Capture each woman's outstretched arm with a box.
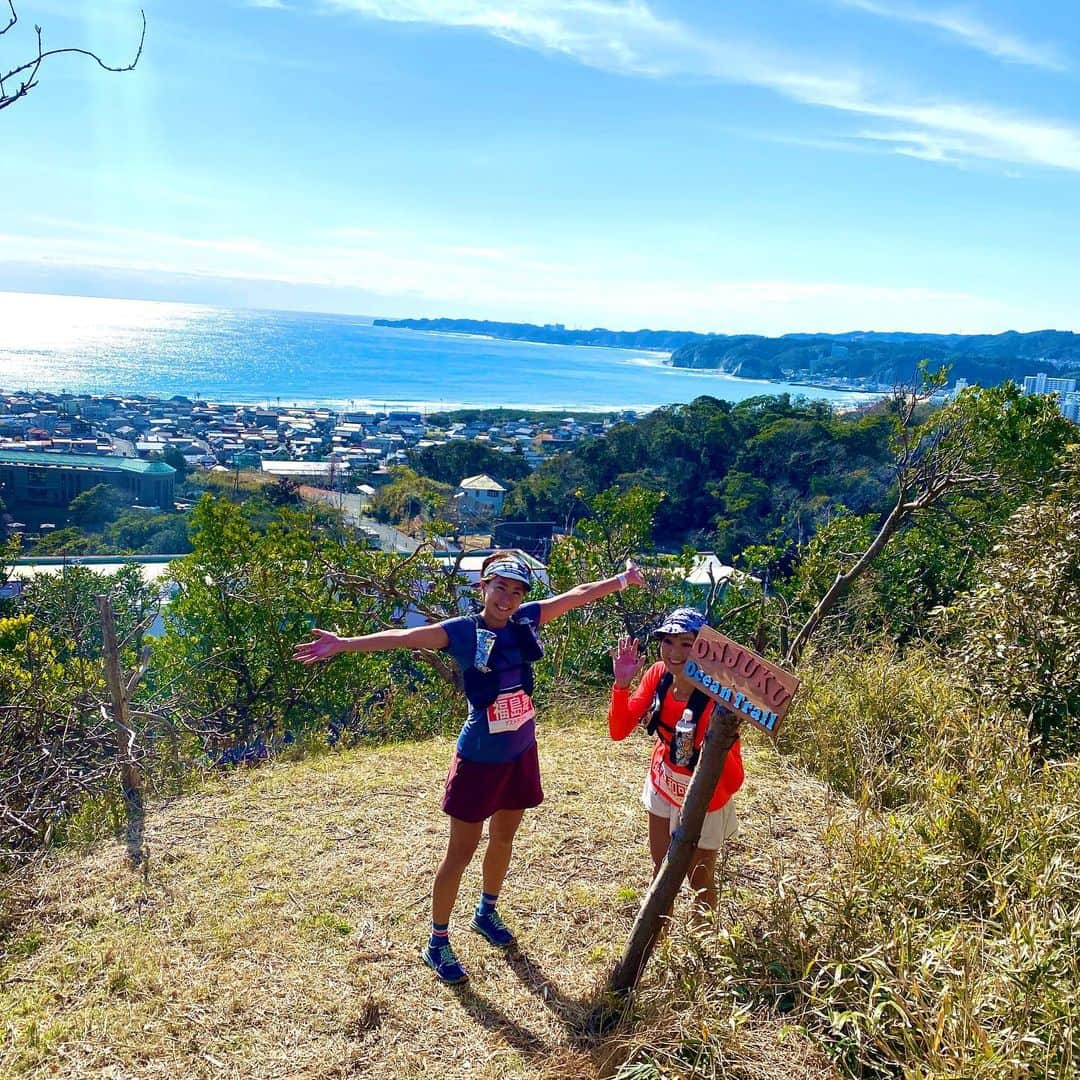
[293,622,450,664]
[534,560,644,625]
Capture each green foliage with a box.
[670,327,1080,387]
[1,566,159,864]
[17,564,159,665]
[369,466,453,527]
[682,642,1080,1079]
[149,445,189,476]
[780,641,973,809]
[67,483,132,529]
[501,452,591,526]
[104,509,191,554]
[540,487,691,688]
[941,446,1080,758]
[505,394,895,555]
[27,526,101,556]
[153,494,462,749]
[778,383,1075,656]
[407,440,530,486]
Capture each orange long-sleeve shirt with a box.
[609,661,744,811]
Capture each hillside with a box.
[1,714,845,1080]
[373,317,703,352]
[373,318,1080,388]
[669,329,1080,386]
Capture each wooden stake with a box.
[606,709,741,999]
[97,594,146,865]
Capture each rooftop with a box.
[458,473,506,492]
[0,449,176,475]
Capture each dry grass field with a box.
[1,712,848,1079]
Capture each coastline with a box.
[400,326,879,400]
[0,293,880,412]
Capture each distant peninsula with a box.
[373,317,702,351]
[374,318,1080,389]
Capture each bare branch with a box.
[1,4,145,112]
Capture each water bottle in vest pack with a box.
[673,708,695,768]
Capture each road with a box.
[299,487,420,553]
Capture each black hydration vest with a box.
[461,613,544,710]
[645,672,711,772]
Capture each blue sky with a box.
[1,0,1077,333]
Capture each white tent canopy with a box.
[684,553,737,586]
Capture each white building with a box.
[1023,373,1077,396]
[1022,372,1079,424]
[261,459,350,484]
[455,474,506,518]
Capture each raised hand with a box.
[609,634,646,688]
[622,559,646,589]
[292,628,345,665]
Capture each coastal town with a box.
[0,388,639,545]
[3,374,1076,545]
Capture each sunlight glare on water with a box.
[0,292,210,351]
[0,291,874,410]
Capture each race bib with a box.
[487,689,536,734]
[652,758,689,805]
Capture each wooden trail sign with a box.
[674,625,800,737]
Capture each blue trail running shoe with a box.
[422,941,468,985]
[470,907,517,948]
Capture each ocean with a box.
[0,292,873,412]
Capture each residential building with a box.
[1022,372,1080,424]
[455,474,506,518]
[1023,373,1077,397]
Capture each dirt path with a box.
[1,718,845,1079]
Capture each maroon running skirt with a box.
[442,742,544,822]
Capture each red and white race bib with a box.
[651,757,689,806]
[486,689,536,734]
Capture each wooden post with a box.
[605,708,741,999]
[97,594,146,865]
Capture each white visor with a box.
[482,556,533,588]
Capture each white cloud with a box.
[310,0,1080,173]
[837,0,1065,71]
[322,0,695,77]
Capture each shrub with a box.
[941,446,1080,759]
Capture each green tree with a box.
[30,526,100,556]
[105,509,191,554]
[18,563,159,664]
[1,564,159,863]
[67,483,131,530]
[502,453,591,528]
[408,441,530,486]
[785,381,1073,665]
[370,467,452,529]
[150,445,189,477]
[542,486,690,687]
[153,495,462,751]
